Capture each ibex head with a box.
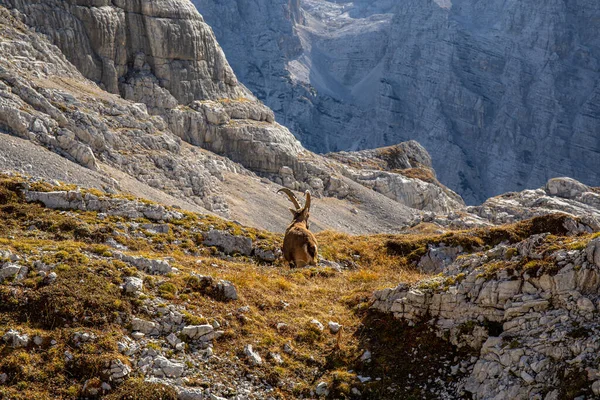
[278,188,312,227]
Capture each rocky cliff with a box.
[0,1,465,233]
[193,0,600,204]
[373,220,600,399]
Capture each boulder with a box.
[215,279,238,301]
[0,263,22,281]
[545,177,589,199]
[204,230,252,256]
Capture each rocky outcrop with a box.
[328,141,465,213]
[113,252,172,275]
[193,0,600,204]
[468,177,600,230]
[203,230,253,256]
[372,227,600,399]
[25,190,184,222]
[1,0,335,198]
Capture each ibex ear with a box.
[289,208,297,216]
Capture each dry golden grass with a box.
[395,167,437,183]
[0,175,430,398]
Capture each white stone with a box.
[315,382,329,396]
[131,318,157,335]
[166,333,181,347]
[244,344,262,366]
[328,321,342,333]
[123,276,143,294]
[182,324,214,341]
[310,319,324,331]
[2,330,29,347]
[152,356,184,378]
[0,263,22,281]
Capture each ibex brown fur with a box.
[278,188,318,268]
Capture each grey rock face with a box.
[122,276,144,295]
[131,318,159,336]
[113,252,172,275]
[150,356,185,378]
[418,245,463,274]
[372,234,600,399]
[25,191,184,222]
[193,0,600,204]
[105,359,131,382]
[215,280,238,301]
[1,0,328,199]
[0,263,22,282]
[3,0,243,102]
[328,142,466,213]
[0,7,246,214]
[181,324,214,341]
[203,230,253,256]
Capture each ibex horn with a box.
[304,190,311,212]
[277,188,301,210]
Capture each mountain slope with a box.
[192,0,600,204]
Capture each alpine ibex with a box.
[278,188,318,268]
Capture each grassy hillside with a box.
[0,173,596,399]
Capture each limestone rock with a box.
[244,344,262,366]
[372,232,600,399]
[587,238,600,267]
[328,321,342,334]
[43,271,58,285]
[2,329,29,347]
[114,252,172,275]
[254,247,278,262]
[26,191,184,222]
[545,178,591,199]
[468,178,600,230]
[418,245,463,274]
[0,263,22,281]
[122,276,144,295]
[204,230,252,256]
[309,319,324,332]
[106,359,131,382]
[215,280,238,301]
[151,356,184,378]
[131,318,158,336]
[181,324,214,341]
[315,382,329,396]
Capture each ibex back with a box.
[278,188,318,268]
